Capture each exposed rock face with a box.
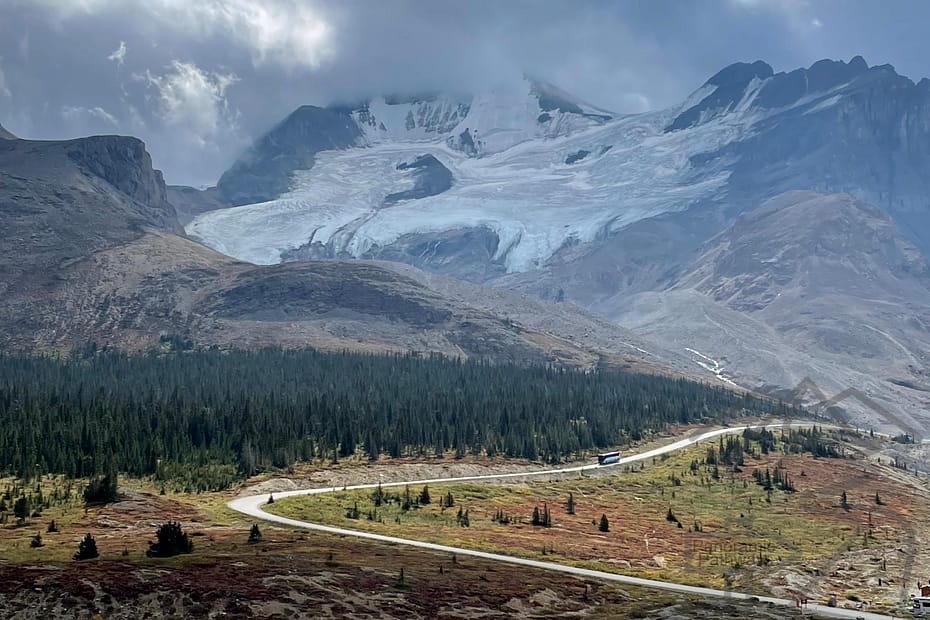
[530,78,612,121]
[384,154,453,205]
[678,192,930,311]
[0,123,16,140]
[665,58,875,132]
[0,136,178,286]
[217,106,362,206]
[357,95,471,135]
[611,192,930,435]
[669,57,930,254]
[64,136,173,222]
[665,60,775,131]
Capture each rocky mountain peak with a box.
[666,60,773,131]
[708,60,775,87]
[752,56,878,109]
[0,123,16,140]
[216,105,362,206]
[526,76,613,120]
[666,56,895,132]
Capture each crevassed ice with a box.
[187,107,748,272]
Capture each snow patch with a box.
[685,347,739,387]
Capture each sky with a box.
[1,0,928,187]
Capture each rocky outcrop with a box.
[665,58,874,132]
[64,136,175,228]
[665,60,774,131]
[383,154,453,205]
[217,105,362,206]
[530,77,612,121]
[0,135,178,286]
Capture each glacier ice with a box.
[188,81,760,272]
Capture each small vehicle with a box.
[597,451,621,466]
[912,595,930,616]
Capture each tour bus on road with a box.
[597,450,621,466]
[911,584,930,616]
[911,585,930,615]
[912,595,930,615]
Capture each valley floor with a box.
[1,426,927,618]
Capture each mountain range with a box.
[0,132,673,375]
[3,56,929,433]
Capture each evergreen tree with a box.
[74,533,99,560]
[599,514,609,532]
[0,347,794,488]
[248,523,262,544]
[47,519,58,533]
[345,501,360,519]
[566,493,575,515]
[419,485,431,505]
[146,521,193,557]
[30,532,43,548]
[83,460,118,504]
[13,496,30,523]
[402,486,412,512]
[372,482,385,507]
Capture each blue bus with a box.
[597,450,621,466]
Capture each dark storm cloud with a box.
[0,0,927,186]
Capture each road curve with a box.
[228,423,898,620]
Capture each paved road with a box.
[228,423,902,620]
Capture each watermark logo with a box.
[788,376,923,442]
[677,381,923,615]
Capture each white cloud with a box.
[10,0,334,71]
[61,105,119,126]
[170,0,334,70]
[138,60,238,146]
[108,40,127,66]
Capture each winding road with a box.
[228,423,902,619]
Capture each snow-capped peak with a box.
[349,76,615,156]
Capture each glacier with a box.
[191,72,875,271]
[187,98,755,271]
